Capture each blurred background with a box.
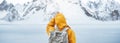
[0,0,120,43]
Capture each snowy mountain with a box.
[0,0,22,22]
[0,0,47,22]
[79,0,120,21]
[0,0,120,24]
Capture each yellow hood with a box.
[54,12,67,31]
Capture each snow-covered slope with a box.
[79,0,120,21]
[0,0,120,24]
[0,0,46,22]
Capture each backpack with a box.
[49,26,69,43]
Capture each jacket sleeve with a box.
[46,18,55,36]
[68,29,76,43]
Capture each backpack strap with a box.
[62,27,69,32]
[54,25,59,31]
[54,25,69,32]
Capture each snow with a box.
[6,0,32,5]
[0,0,120,23]
[0,11,7,19]
[0,0,3,4]
[0,0,120,25]
[80,0,120,21]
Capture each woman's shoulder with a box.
[66,26,74,33]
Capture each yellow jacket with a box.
[46,12,76,43]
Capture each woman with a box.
[46,12,76,43]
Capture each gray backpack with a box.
[49,26,69,43]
